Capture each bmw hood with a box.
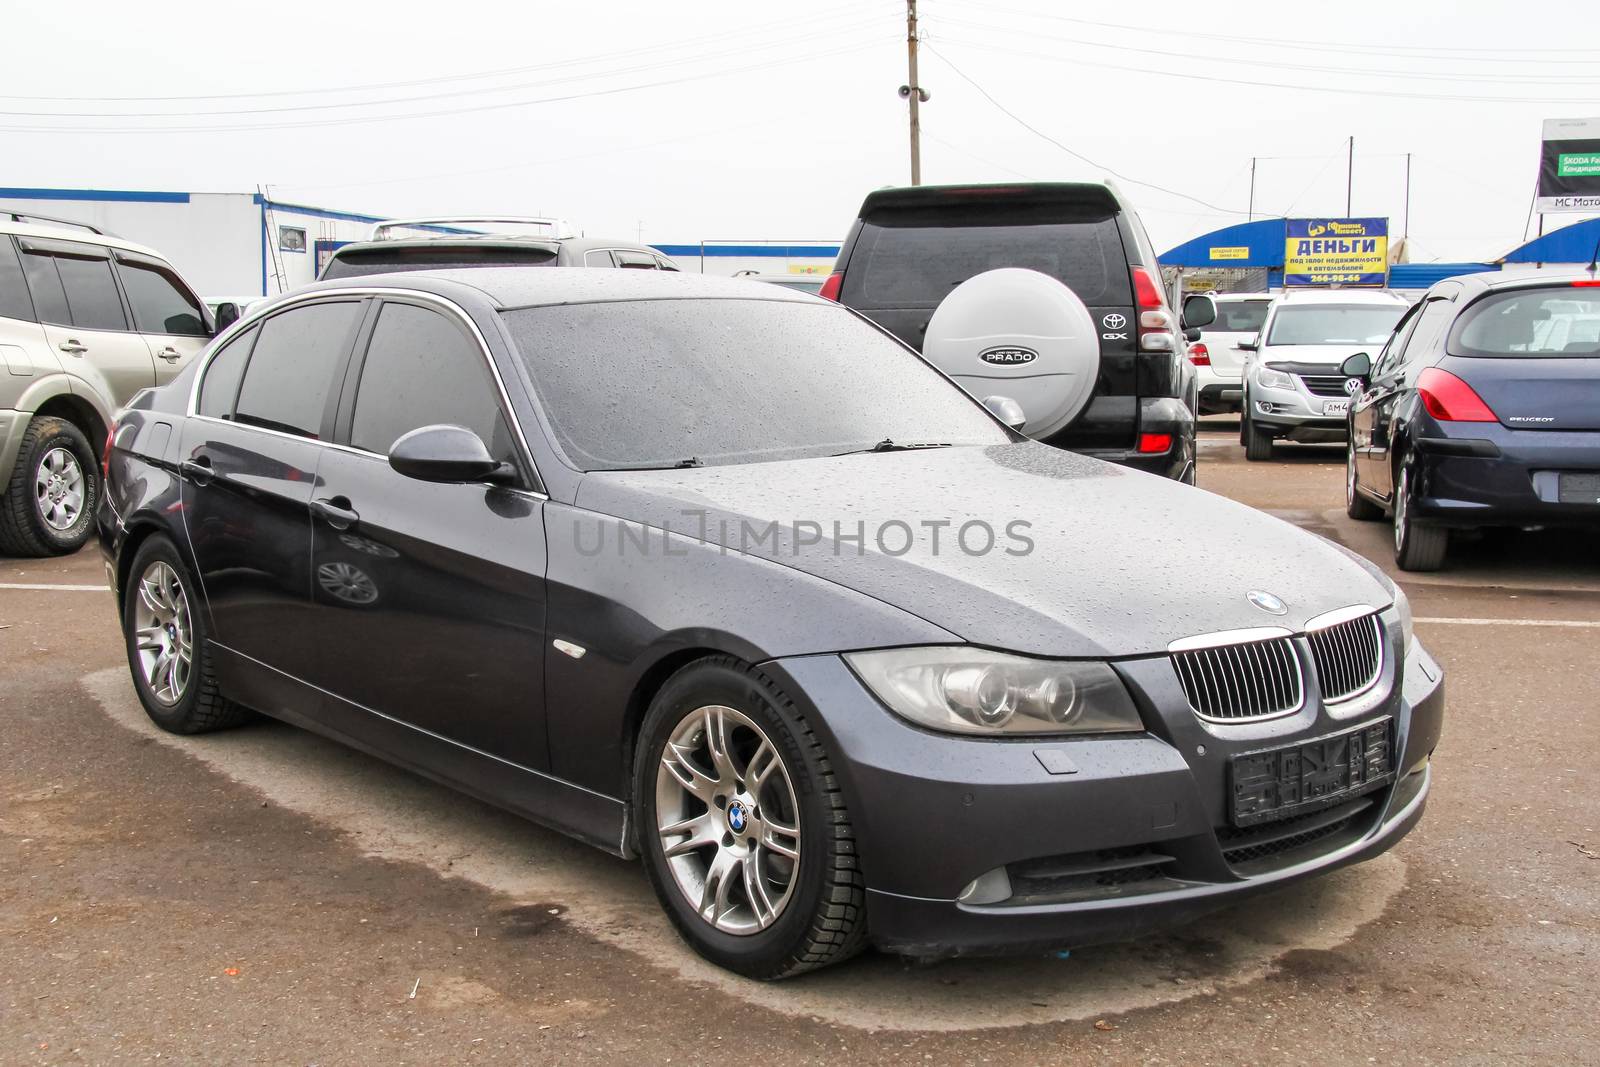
[574,442,1393,658]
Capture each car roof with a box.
[1474,267,1600,292]
[1271,288,1408,306]
[326,235,665,258]
[295,266,820,310]
[0,218,172,262]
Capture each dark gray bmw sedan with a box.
[97,268,1444,979]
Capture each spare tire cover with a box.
[922,268,1100,440]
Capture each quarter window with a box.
[197,326,258,419]
[0,237,34,321]
[117,259,208,336]
[54,252,128,331]
[234,301,362,438]
[349,302,516,466]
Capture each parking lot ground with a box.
[3,424,1598,1064]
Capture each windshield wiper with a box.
[602,457,704,472]
[832,439,953,457]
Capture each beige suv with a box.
[1,214,216,555]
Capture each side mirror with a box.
[982,395,1027,432]
[1183,326,1202,343]
[1340,352,1372,378]
[213,302,240,333]
[1238,334,1259,352]
[389,424,512,484]
[1181,293,1216,329]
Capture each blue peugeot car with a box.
[1344,268,1600,570]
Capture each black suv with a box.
[822,182,1201,480]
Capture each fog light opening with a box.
[957,867,1013,905]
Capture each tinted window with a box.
[1373,303,1424,377]
[235,302,362,438]
[54,253,128,330]
[320,245,557,279]
[1202,299,1271,335]
[500,299,1008,470]
[1265,304,1405,346]
[583,250,616,267]
[614,251,659,270]
[0,237,34,321]
[118,259,207,336]
[350,303,516,463]
[845,207,1132,308]
[19,251,71,324]
[1450,288,1600,357]
[198,326,258,418]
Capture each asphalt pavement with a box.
[2,422,1597,1064]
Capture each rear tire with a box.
[1393,463,1448,571]
[0,416,99,557]
[1345,443,1383,520]
[634,656,867,979]
[1243,414,1274,461]
[121,534,251,734]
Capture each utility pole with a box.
[901,0,927,186]
[1345,136,1354,216]
[1403,153,1411,239]
[1247,156,1257,221]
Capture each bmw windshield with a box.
[500,298,1009,470]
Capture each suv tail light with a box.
[818,272,843,302]
[1418,367,1496,422]
[1131,266,1175,353]
[1187,341,1210,366]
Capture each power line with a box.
[0,40,890,134]
[0,2,900,103]
[923,46,1251,216]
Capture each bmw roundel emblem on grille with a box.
[1103,313,1127,330]
[1344,377,1363,397]
[1247,590,1288,615]
[979,345,1038,366]
[726,800,748,833]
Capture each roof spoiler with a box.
[370,216,575,241]
[859,181,1120,217]
[4,211,114,238]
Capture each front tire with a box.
[1393,463,1448,571]
[634,657,867,979]
[0,416,99,557]
[122,535,251,733]
[1243,413,1274,461]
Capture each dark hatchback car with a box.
[821,182,1200,481]
[1344,270,1600,570]
[99,269,1442,979]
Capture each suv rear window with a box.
[843,204,1132,308]
[1450,287,1600,357]
[320,245,558,279]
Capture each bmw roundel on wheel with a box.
[98,267,1444,979]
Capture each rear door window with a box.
[843,206,1132,308]
[116,257,208,336]
[54,249,129,331]
[197,325,258,419]
[234,301,363,438]
[18,249,70,324]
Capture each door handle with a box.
[311,497,359,530]
[58,339,87,355]
[155,345,181,362]
[179,457,213,485]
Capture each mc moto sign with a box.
[1284,218,1389,288]
[1538,117,1600,213]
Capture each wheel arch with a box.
[618,645,742,816]
[32,390,109,458]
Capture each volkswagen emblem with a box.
[1343,377,1363,397]
[726,799,749,834]
[979,345,1038,366]
[1247,590,1288,615]
[1102,313,1127,330]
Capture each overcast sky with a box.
[5,0,1598,261]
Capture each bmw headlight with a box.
[1393,582,1415,653]
[1256,366,1294,390]
[845,647,1144,736]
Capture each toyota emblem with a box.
[1103,313,1127,330]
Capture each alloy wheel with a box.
[1395,467,1410,551]
[1347,448,1358,508]
[34,446,85,532]
[132,561,193,706]
[655,704,801,935]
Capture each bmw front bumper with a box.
[762,621,1444,959]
